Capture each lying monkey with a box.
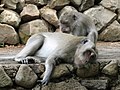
[14,32,97,85]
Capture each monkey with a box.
[59,10,98,44]
[14,32,97,85]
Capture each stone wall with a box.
[0,0,120,90]
[0,0,120,45]
[0,58,119,90]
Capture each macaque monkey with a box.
[59,11,98,44]
[14,32,97,85]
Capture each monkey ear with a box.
[73,14,77,20]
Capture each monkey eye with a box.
[81,39,88,44]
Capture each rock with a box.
[100,0,120,12]
[0,4,4,8]
[15,87,27,90]
[84,6,117,32]
[1,0,25,10]
[111,84,120,90]
[70,0,82,6]
[99,21,120,41]
[40,6,59,27]
[20,4,39,22]
[15,64,38,88]
[32,84,41,90]
[3,64,20,78]
[0,23,19,44]
[1,64,45,77]
[118,15,120,23]
[79,0,94,11]
[118,10,120,23]
[1,0,18,9]
[0,9,21,27]
[58,6,77,18]
[51,64,74,79]
[76,62,99,78]
[0,7,4,14]
[118,9,120,14]
[0,65,13,87]
[97,59,112,71]
[81,80,108,90]
[42,78,88,90]
[19,19,49,44]
[102,60,118,76]
[48,0,70,9]
[29,64,45,74]
[25,0,47,6]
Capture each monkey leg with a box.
[15,34,45,63]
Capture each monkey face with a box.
[74,39,97,67]
[59,11,77,33]
[59,16,71,33]
[59,23,71,33]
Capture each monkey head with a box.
[74,39,97,67]
[59,11,78,33]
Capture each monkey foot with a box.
[19,59,35,64]
[37,79,49,85]
[15,58,35,64]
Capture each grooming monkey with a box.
[59,11,98,44]
[14,32,97,85]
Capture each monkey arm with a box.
[87,30,98,44]
[40,55,56,85]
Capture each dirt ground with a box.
[0,45,24,55]
[0,41,120,61]
[97,41,120,61]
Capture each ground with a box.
[0,45,24,57]
[96,41,120,61]
[0,42,120,62]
